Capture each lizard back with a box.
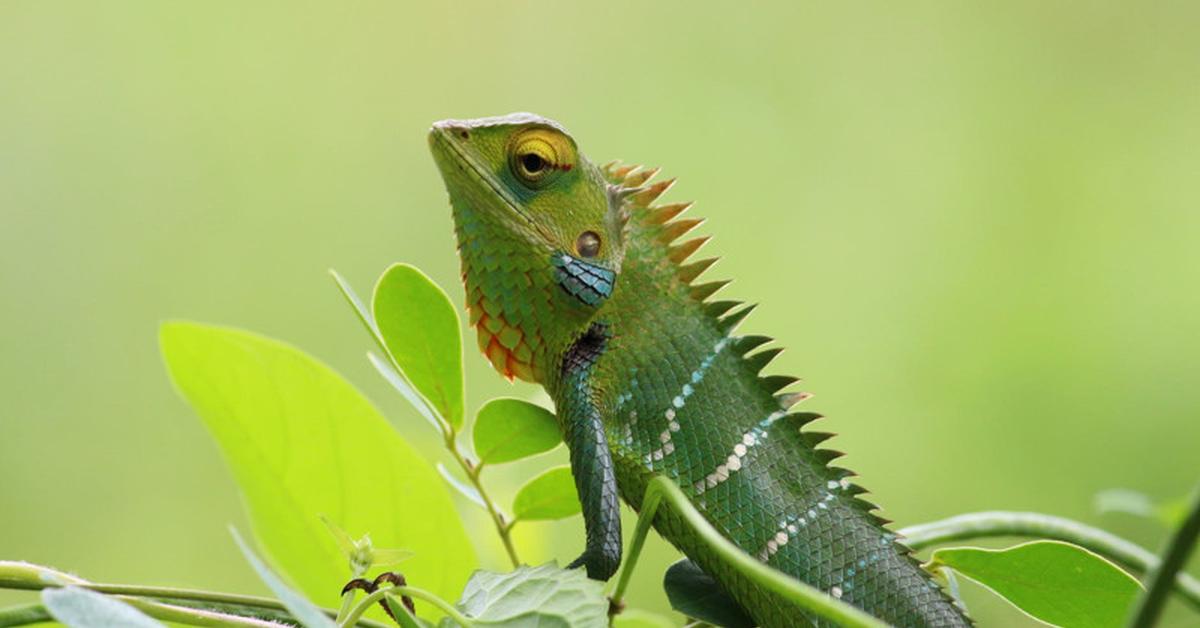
[580,163,969,627]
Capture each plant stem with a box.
[611,477,888,628]
[445,431,521,568]
[898,510,1200,611]
[0,602,51,626]
[339,584,472,628]
[1127,485,1200,627]
[119,598,281,627]
[353,285,521,568]
[0,561,392,628]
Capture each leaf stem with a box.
[1127,485,1200,627]
[612,477,888,628]
[0,561,392,628]
[443,430,522,568]
[338,270,522,569]
[898,510,1200,612]
[338,584,471,628]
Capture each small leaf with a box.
[372,548,417,568]
[231,527,337,628]
[449,563,608,627]
[612,609,679,628]
[512,466,581,522]
[160,322,474,609]
[938,566,968,614]
[372,263,465,429]
[931,540,1142,628]
[663,558,754,628]
[437,462,486,509]
[319,515,413,576]
[472,398,561,466]
[1095,488,1156,518]
[43,587,165,628]
[1095,488,1187,528]
[369,350,443,434]
[320,514,358,557]
[330,269,384,344]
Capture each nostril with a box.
[432,120,471,141]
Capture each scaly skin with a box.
[428,113,970,627]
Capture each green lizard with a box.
[428,113,970,627]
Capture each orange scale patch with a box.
[471,299,538,383]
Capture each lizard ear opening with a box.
[576,231,601,258]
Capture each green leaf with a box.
[472,398,561,466]
[319,515,413,577]
[1095,488,1188,528]
[512,466,581,522]
[448,563,608,627]
[611,609,678,628]
[663,558,754,628]
[931,540,1142,628]
[330,269,384,346]
[372,263,465,430]
[160,321,474,610]
[368,350,443,434]
[42,587,165,628]
[230,527,336,628]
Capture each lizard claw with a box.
[568,549,621,582]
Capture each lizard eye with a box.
[509,129,574,188]
[576,231,601,258]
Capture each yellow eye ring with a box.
[509,129,574,188]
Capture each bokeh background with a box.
[3,2,1198,625]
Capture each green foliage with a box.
[512,466,582,522]
[42,587,164,628]
[320,515,414,576]
[373,263,466,431]
[230,527,336,628]
[445,563,608,627]
[160,321,474,609]
[931,540,1143,628]
[472,398,561,466]
[4,262,1185,628]
[610,609,677,628]
[662,559,754,628]
[1096,488,1190,528]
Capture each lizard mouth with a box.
[428,123,541,230]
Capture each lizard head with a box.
[429,113,626,383]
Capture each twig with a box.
[1127,485,1200,627]
[898,510,1200,611]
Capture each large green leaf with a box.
[472,398,560,466]
[231,527,336,628]
[447,563,608,627]
[160,321,474,611]
[42,587,164,628]
[512,466,581,522]
[372,263,465,430]
[931,540,1142,628]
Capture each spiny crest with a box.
[601,160,717,294]
[604,159,891,527]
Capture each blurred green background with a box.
[2,2,1198,625]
